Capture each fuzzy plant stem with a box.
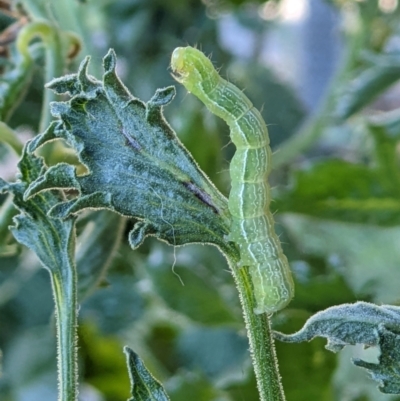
[50,257,79,401]
[225,249,286,401]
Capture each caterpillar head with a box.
[171,47,219,96]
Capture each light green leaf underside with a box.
[274,302,400,394]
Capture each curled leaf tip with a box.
[103,48,117,73]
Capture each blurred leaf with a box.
[336,54,400,120]
[79,323,130,400]
[369,108,400,139]
[275,302,400,394]
[289,259,357,313]
[0,54,34,123]
[5,268,53,329]
[76,210,126,300]
[171,96,225,187]
[81,273,145,334]
[145,245,237,325]
[0,195,18,257]
[228,61,306,148]
[165,372,232,401]
[8,66,44,130]
[369,122,400,192]
[176,327,249,385]
[26,50,231,252]
[0,123,23,156]
[281,213,400,303]
[276,159,400,226]
[0,326,57,401]
[143,321,250,387]
[124,346,170,401]
[226,371,259,401]
[146,322,181,374]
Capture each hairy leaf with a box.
[353,326,400,394]
[124,347,170,401]
[25,49,231,252]
[0,148,76,273]
[0,147,79,400]
[274,302,400,394]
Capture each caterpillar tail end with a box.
[252,274,295,315]
[253,295,293,315]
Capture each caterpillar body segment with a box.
[171,46,294,314]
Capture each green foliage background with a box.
[1,0,400,400]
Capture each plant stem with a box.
[50,255,79,401]
[225,249,286,401]
[39,29,66,133]
[16,21,70,133]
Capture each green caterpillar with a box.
[171,46,294,314]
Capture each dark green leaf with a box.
[124,347,170,401]
[276,116,400,226]
[76,210,126,300]
[78,323,130,400]
[165,371,232,401]
[81,273,145,334]
[176,327,249,383]
[290,264,357,313]
[0,194,18,257]
[172,96,224,187]
[274,302,400,394]
[0,56,34,122]
[145,244,237,325]
[26,50,232,253]
[336,56,400,120]
[369,123,400,194]
[276,159,400,226]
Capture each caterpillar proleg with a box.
[171,46,294,314]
